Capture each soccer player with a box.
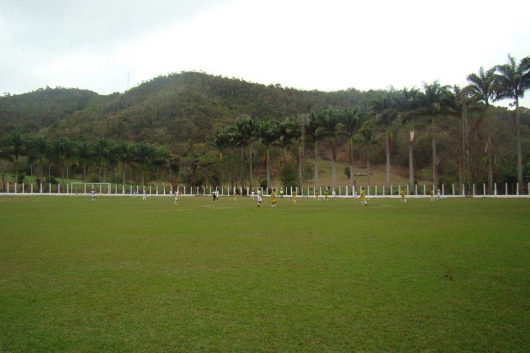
[332,189,336,200]
[257,190,263,207]
[436,188,441,200]
[251,190,255,200]
[292,190,297,204]
[90,188,96,201]
[430,188,434,201]
[271,190,277,208]
[324,189,329,201]
[360,188,367,206]
[142,187,147,200]
[174,190,179,205]
[401,189,407,203]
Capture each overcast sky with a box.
[1,0,529,108]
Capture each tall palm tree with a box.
[53,137,76,191]
[416,81,452,189]
[370,94,396,190]
[282,116,301,189]
[234,116,259,188]
[255,120,278,188]
[134,142,154,187]
[316,106,341,191]
[277,118,294,168]
[338,106,363,191]
[446,85,474,192]
[94,138,116,183]
[3,131,27,186]
[27,135,53,191]
[359,118,378,190]
[76,139,95,183]
[467,67,496,194]
[396,87,420,193]
[153,146,171,188]
[493,54,530,194]
[208,127,230,189]
[307,111,322,189]
[224,123,241,189]
[115,141,134,186]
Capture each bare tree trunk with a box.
[386,132,391,190]
[409,139,414,194]
[349,138,355,191]
[432,122,438,188]
[266,148,270,188]
[331,140,336,191]
[298,143,303,194]
[516,100,523,194]
[314,142,319,189]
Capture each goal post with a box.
[71,182,112,195]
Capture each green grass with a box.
[1,196,529,352]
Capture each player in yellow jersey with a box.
[360,188,367,206]
[401,189,407,203]
[271,190,277,208]
[292,190,297,204]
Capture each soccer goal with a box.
[71,182,112,195]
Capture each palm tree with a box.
[446,85,475,192]
[3,131,27,186]
[115,141,134,186]
[358,118,378,190]
[153,146,171,188]
[52,137,76,191]
[396,87,420,193]
[255,120,278,188]
[233,116,259,188]
[282,116,301,190]
[296,113,310,193]
[416,81,452,189]
[27,135,53,191]
[316,106,341,191]
[223,123,241,189]
[467,67,496,194]
[134,142,154,187]
[208,127,230,189]
[493,54,530,194]
[94,138,116,183]
[76,139,95,183]
[307,111,322,189]
[370,94,396,190]
[338,106,363,191]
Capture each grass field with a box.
[1,195,529,352]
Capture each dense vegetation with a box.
[1,55,529,193]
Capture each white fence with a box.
[2,182,530,198]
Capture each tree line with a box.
[0,54,529,194]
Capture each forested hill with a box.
[0,71,379,148]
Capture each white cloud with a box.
[1,0,529,107]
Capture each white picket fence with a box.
[2,182,530,198]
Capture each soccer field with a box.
[1,196,529,352]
